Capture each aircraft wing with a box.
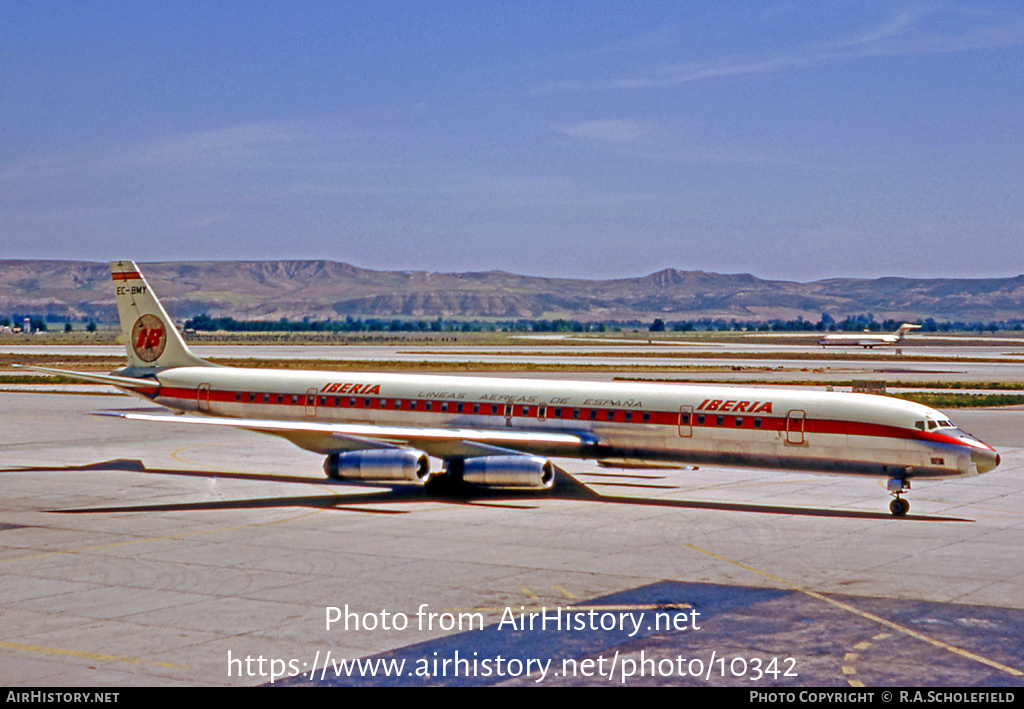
[94,411,594,459]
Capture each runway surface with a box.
[2,386,1024,686]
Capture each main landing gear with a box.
[887,478,911,517]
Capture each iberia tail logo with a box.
[131,314,167,362]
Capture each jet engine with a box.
[324,450,431,483]
[459,455,556,489]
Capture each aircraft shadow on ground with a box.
[2,458,970,522]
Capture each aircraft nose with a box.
[971,447,1000,474]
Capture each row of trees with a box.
[6,311,1021,335]
[183,314,613,334]
[178,313,1024,334]
[653,314,1024,333]
[1,317,97,332]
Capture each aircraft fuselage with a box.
[135,366,999,481]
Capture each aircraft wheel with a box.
[889,498,909,517]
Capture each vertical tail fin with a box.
[110,260,211,369]
[894,323,922,340]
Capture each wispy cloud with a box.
[0,120,308,186]
[125,122,306,169]
[550,119,655,144]
[550,119,791,166]
[539,7,1024,93]
[0,116,386,206]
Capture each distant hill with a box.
[2,260,1023,324]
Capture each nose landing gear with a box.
[887,478,911,517]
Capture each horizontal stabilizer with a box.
[13,365,159,390]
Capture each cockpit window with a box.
[918,419,956,431]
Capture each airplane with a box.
[818,323,922,349]
[16,261,1000,517]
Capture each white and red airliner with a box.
[819,323,922,348]
[19,261,1000,516]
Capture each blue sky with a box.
[2,1,1022,281]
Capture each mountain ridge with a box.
[1,260,1022,323]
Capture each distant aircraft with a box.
[17,263,999,517]
[818,323,922,349]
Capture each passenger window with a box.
[735,417,743,427]
[643,412,651,423]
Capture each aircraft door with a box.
[198,383,211,412]
[305,388,318,417]
[786,410,806,444]
[504,403,513,427]
[678,405,693,437]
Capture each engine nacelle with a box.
[461,455,555,489]
[324,450,431,484]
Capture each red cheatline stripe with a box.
[151,385,981,448]
[111,271,142,281]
